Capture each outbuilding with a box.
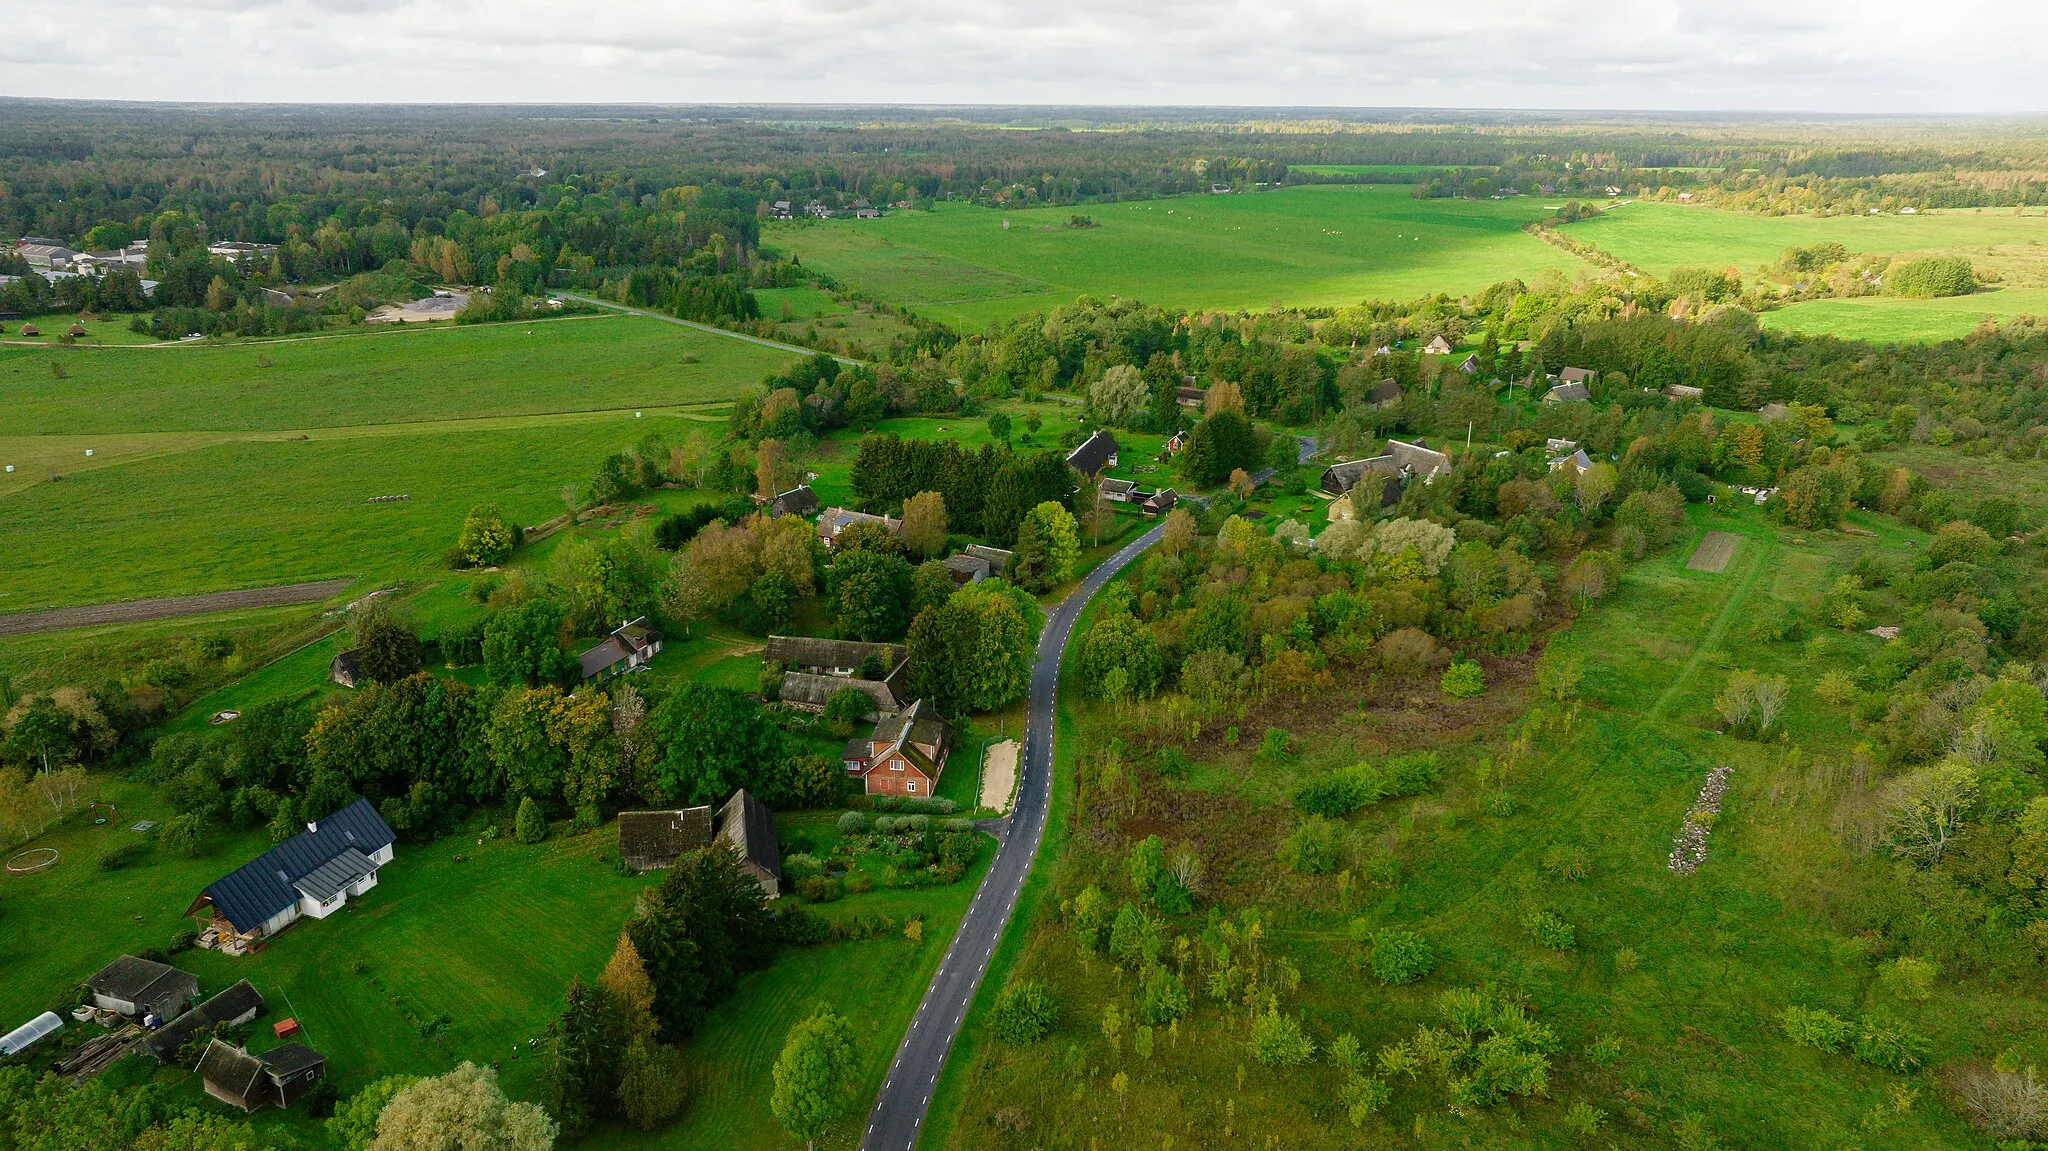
[616,807,715,872]
[85,955,199,1021]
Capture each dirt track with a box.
[0,578,355,637]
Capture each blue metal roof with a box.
[201,798,394,933]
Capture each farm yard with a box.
[771,185,1586,325]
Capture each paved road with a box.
[859,523,1166,1151]
[0,578,355,637]
[551,292,863,365]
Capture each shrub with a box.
[1440,661,1486,698]
[796,875,844,903]
[835,810,867,835]
[990,980,1059,1045]
[1781,1005,1854,1052]
[167,928,199,955]
[1257,728,1293,762]
[1878,956,1939,1001]
[1540,844,1592,880]
[1482,791,1516,817]
[1382,752,1441,796]
[1137,966,1191,1024]
[782,853,825,881]
[1339,1073,1391,1126]
[514,796,547,844]
[1291,763,1387,816]
[1367,929,1436,985]
[1853,1013,1931,1072]
[1279,816,1343,875]
[1885,255,1976,299]
[1249,1008,1315,1067]
[1948,1063,2048,1141]
[1522,910,1576,952]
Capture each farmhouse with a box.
[1458,354,1481,375]
[1543,381,1591,403]
[328,649,362,688]
[580,617,663,684]
[617,807,714,871]
[817,507,902,550]
[767,635,910,716]
[1662,383,1704,401]
[847,699,951,797]
[1365,378,1403,409]
[717,789,783,897]
[84,955,199,1022]
[1099,477,1139,503]
[1175,385,1206,409]
[769,484,820,519]
[197,1039,327,1111]
[1140,488,1179,518]
[145,979,264,1062]
[1066,430,1121,478]
[1423,335,1454,355]
[1319,439,1452,504]
[942,552,995,584]
[1549,448,1594,474]
[187,797,395,944]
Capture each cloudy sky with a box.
[6,0,2047,112]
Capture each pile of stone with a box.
[1668,766,1733,875]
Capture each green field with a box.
[772,186,1587,325]
[1565,201,2048,340]
[1287,165,1450,176]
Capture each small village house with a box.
[580,617,662,684]
[197,1039,326,1111]
[1175,385,1206,409]
[1319,439,1452,505]
[1422,335,1454,355]
[1098,477,1139,504]
[941,552,994,584]
[1365,378,1402,409]
[85,955,199,1021]
[846,699,950,797]
[1140,488,1179,518]
[1662,383,1704,402]
[769,484,820,519]
[145,980,264,1062]
[816,507,902,550]
[1548,448,1594,475]
[717,790,782,897]
[765,635,910,716]
[187,797,395,944]
[1543,381,1591,403]
[328,649,362,689]
[1065,430,1120,478]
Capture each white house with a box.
[186,798,395,942]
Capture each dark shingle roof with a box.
[579,636,628,680]
[617,808,715,864]
[145,980,265,1061]
[778,672,896,712]
[258,1042,326,1078]
[197,1039,266,1105]
[293,848,375,904]
[717,790,782,884]
[1366,378,1402,406]
[1544,381,1590,402]
[763,635,905,673]
[770,485,820,518]
[87,955,196,1007]
[199,798,394,934]
[1066,430,1120,475]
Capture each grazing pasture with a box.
[773,185,1586,325]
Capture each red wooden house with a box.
[843,699,951,797]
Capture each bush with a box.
[1257,727,1293,761]
[782,853,825,880]
[1781,1005,1854,1052]
[1879,956,1939,1001]
[1522,910,1576,952]
[1440,661,1486,698]
[1137,966,1190,1024]
[1279,816,1343,875]
[1382,752,1441,796]
[1853,1013,1931,1072]
[1249,1008,1316,1067]
[1540,844,1592,880]
[990,980,1059,1045]
[1291,763,1387,816]
[796,875,844,903]
[514,796,547,844]
[1885,256,1976,299]
[871,796,956,815]
[167,928,199,955]
[836,810,868,835]
[1367,929,1435,985]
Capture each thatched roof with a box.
[618,808,715,868]
[763,635,905,673]
[780,672,897,714]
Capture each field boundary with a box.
[0,578,355,636]
[551,292,863,365]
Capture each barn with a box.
[84,955,199,1021]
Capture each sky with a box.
[6,0,2048,113]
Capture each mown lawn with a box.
[772,186,1586,325]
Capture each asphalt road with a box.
[859,522,1167,1151]
[549,291,863,365]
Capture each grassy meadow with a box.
[771,185,1586,326]
[1566,201,2048,340]
[923,496,2044,1149]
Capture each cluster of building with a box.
[4,237,159,296]
[617,788,784,895]
[768,199,903,220]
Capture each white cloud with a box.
[3,0,2045,111]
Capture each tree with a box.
[368,1063,556,1151]
[1178,409,1260,487]
[629,846,777,1041]
[1884,759,1979,866]
[482,601,573,686]
[1575,461,1618,515]
[600,933,659,1044]
[910,559,956,619]
[827,548,913,641]
[1079,612,1164,700]
[986,411,1012,443]
[1161,507,1195,556]
[990,980,1059,1045]
[353,606,423,685]
[1440,661,1485,698]
[770,1008,860,1151]
[329,1076,422,1151]
[616,1040,690,1130]
[645,684,784,804]
[1011,501,1080,592]
[545,979,624,1136]
[1090,364,1150,427]
[1249,1008,1315,1067]
[457,504,519,568]
[901,491,948,559]
[1205,380,1245,415]
[516,796,548,844]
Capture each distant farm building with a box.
[1175,386,1206,409]
[1320,439,1452,506]
[846,699,951,798]
[187,797,395,944]
[1066,430,1121,477]
[197,1039,326,1111]
[1423,335,1454,355]
[817,507,902,550]
[1543,381,1591,403]
[769,484,820,519]
[580,617,663,684]
[1365,378,1403,408]
[617,807,715,872]
[1548,448,1594,475]
[718,790,783,897]
[1662,384,1704,402]
[328,649,362,688]
[145,979,264,1062]
[1140,488,1179,518]
[1099,477,1139,503]
[85,955,198,1022]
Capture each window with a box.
[906,781,918,793]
